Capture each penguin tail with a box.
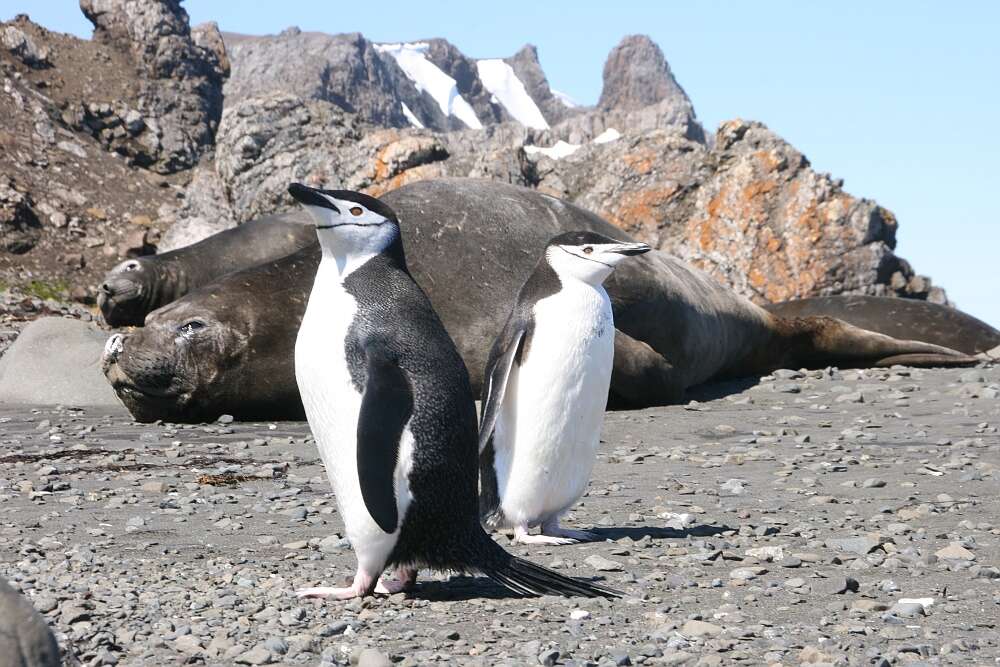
[474,533,622,599]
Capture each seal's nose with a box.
[104,333,124,361]
[100,283,113,295]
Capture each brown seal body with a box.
[98,213,316,326]
[102,178,980,422]
[763,295,1000,356]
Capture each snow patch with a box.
[551,89,578,108]
[400,102,424,129]
[375,42,482,130]
[593,127,622,144]
[523,140,581,160]
[475,59,549,130]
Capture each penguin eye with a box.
[582,247,594,255]
[179,320,206,336]
[350,207,364,217]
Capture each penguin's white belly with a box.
[494,286,614,527]
[295,272,413,573]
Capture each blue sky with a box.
[13,1,999,325]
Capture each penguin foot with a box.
[374,568,417,594]
[513,525,580,546]
[295,586,366,600]
[296,570,378,600]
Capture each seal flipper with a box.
[774,316,979,370]
[609,329,684,409]
[357,340,413,533]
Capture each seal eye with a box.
[350,206,363,217]
[582,247,594,255]
[179,320,206,336]
[124,262,139,271]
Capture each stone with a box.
[0,175,41,254]
[680,620,723,638]
[357,648,392,667]
[585,555,624,572]
[1,24,50,67]
[826,535,884,556]
[0,579,61,667]
[0,317,125,410]
[935,543,975,560]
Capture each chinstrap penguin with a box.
[287,183,621,599]
[479,231,650,545]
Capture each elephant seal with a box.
[98,212,315,326]
[102,178,979,422]
[764,295,1000,356]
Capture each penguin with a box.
[478,231,651,545]
[286,183,621,600]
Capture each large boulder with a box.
[79,0,227,173]
[0,579,61,667]
[0,317,123,409]
[662,120,943,303]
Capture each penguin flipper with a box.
[477,327,525,454]
[357,340,413,534]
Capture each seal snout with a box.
[103,333,125,364]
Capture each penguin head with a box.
[545,231,651,285]
[287,183,400,258]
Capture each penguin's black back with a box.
[341,246,482,569]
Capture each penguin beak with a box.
[608,242,651,256]
[288,183,340,218]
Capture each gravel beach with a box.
[2,363,998,666]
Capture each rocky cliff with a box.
[0,1,947,315]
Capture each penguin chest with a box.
[495,286,615,522]
[295,274,411,567]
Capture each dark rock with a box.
[0,579,61,667]
[0,176,41,254]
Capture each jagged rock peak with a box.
[504,44,575,125]
[598,34,688,112]
[78,0,227,173]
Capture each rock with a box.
[1,25,50,67]
[597,35,702,141]
[820,576,860,595]
[585,555,624,572]
[356,648,392,667]
[80,0,227,172]
[680,620,723,638]
[504,44,575,126]
[935,543,975,561]
[826,534,884,556]
[224,29,438,130]
[0,176,41,254]
[888,601,926,618]
[0,579,61,667]
[0,317,125,409]
[235,644,273,665]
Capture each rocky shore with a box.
[2,362,997,665]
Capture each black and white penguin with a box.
[479,231,650,545]
[286,183,620,599]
